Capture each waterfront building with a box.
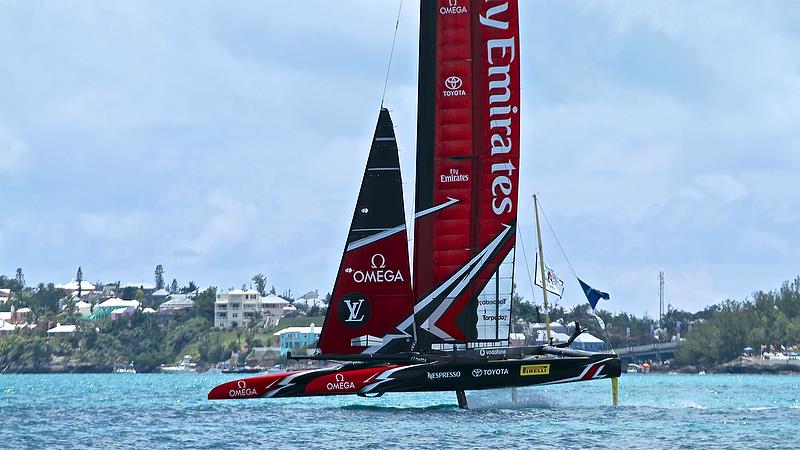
[533,328,606,351]
[572,333,606,352]
[274,324,321,355]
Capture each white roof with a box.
[535,330,571,342]
[273,326,321,336]
[0,288,11,294]
[226,289,254,295]
[161,296,194,306]
[56,280,96,291]
[261,294,290,305]
[297,290,320,300]
[152,289,170,297]
[98,298,140,308]
[575,333,604,344]
[47,324,77,334]
[142,307,157,313]
[16,307,31,313]
[0,321,16,332]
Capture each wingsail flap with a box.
[412,0,521,350]
[318,109,414,355]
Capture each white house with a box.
[61,300,92,317]
[0,320,16,336]
[215,290,292,329]
[55,280,96,293]
[151,288,170,300]
[261,294,290,317]
[214,289,261,329]
[159,295,195,314]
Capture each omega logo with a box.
[371,254,386,269]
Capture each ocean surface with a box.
[2,372,798,449]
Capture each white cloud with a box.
[679,173,747,204]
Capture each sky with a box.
[1,1,799,316]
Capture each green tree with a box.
[76,266,84,298]
[120,286,137,300]
[14,268,25,292]
[170,278,179,294]
[193,288,217,322]
[252,273,267,296]
[181,281,197,294]
[21,283,64,314]
[154,265,165,291]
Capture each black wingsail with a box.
[318,108,415,355]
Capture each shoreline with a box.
[5,362,800,376]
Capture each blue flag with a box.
[577,278,610,309]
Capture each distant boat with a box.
[161,355,196,373]
[114,361,136,374]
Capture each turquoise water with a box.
[2,373,798,449]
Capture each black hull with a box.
[208,352,621,402]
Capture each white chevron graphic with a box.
[418,225,512,340]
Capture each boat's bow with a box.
[208,372,300,400]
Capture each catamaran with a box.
[208,0,620,408]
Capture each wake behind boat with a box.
[208,0,620,408]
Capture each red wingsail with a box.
[317,109,415,355]
[412,0,520,349]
